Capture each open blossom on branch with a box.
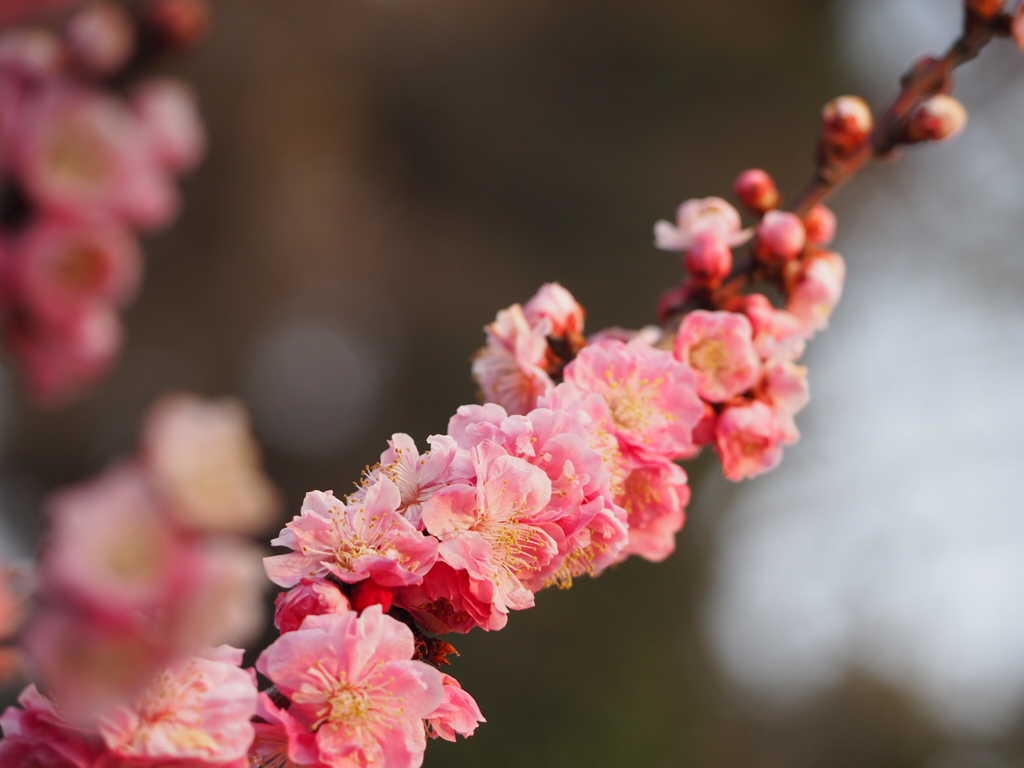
[654,196,752,252]
[256,608,445,768]
[674,310,761,403]
[265,481,439,590]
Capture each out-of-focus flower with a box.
[0,684,107,768]
[674,310,761,403]
[715,401,783,481]
[64,2,135,78]
[142,392,279,535]
[733,168,779,213]
[821,95,873,157]
[754,210,806,265]
[786,250,846,336]
[654,196,751,252]
[905,94,968,143]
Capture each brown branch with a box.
[789,8,1007,218]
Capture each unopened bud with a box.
[754,211,806,265]
[65,2,136,78]
[905,94,968,143]
[685,232,733,286]
[821,96,873,157]
[144,0,211,51]
[351,579,393,613]
[803,204,836,245]
[733,169,780,213]
[965,0,1003,18]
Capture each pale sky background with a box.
[706,0,1024,736]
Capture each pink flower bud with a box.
[803,204,837,245]
[684,231,732,286]
[754,210,806,265]
[64,2,136,78]
[351,578,394,613]
[733,168,780,213]
[274,579,351,634]
[821,96,873,157]
[715,401,783,482]
[905,94,968,143]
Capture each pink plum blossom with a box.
[64,2,135,78]
[786,250,846,335]
[654,196,751,252]
[763,359,810,445]
[352,433,468,529]
[40,462,183,616]
[674,310,761,403]
[130,78,206,174]
[141,392,279,535]
[265,481,438,589]
[734,293,807,362]
[421,441,557,621]
[274,578,351,635]
[256,608,444,768]
[12,83,177,230]
[522,281,584,338]
[395,561,501,634]
[733,168,779,213]
[426,674,485,742]
[617,459,691,563]
[715,401,784,482]
[11,212,141,327]
[0,684,107,768]
[472,303,553,416]
[564,339,703,463]
[684,231,732,285]
[7,300,123,405]
[248,691,321,768]
[97,646,257,767]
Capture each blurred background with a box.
[3,0,1024,765]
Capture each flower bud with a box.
[351,579,394,613]
[803,204,836,245]
[905,94,968,143]
[685,231,732,286]
[733,169,779,213]
[144,0,211,51]
[821,96,873,157]
[754,210,806,265]
[965,0,1003,18]
[65,2,136,78]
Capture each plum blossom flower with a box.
[274,578,351,635]
[733,293,807,362]
[563,339,703,463]
[762,359,810,446]
[351,433,467,529]
[421,441,557,621]
[395,561,501,634]
[256,608,444,768]
[472,303,553,416]
[426,674,485,742]
[141,392,279,535]
[617,459,691,563]
[715,401,783,481]
[786,250,846,336]
[654,196,751,252]
[264,481,438,589]
[0,684,107,768]
[674,310,761,403]
[97,646,257,766]
[130,77,206,174]
[522,281,584,338]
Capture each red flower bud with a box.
[685,232,733,287]
[351,579,394,613]
[821,96,873,158]
[803,204,837,246]
[905,94,968,143]
[734,169,780,213]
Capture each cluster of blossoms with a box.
[0,0,208,403]
[12,393,278,730]
[3,2,1023,767]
